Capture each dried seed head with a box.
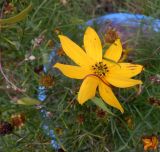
[39,74,55,88]
[0,121,13,136]
[46,39,54,48]
[96,109,106,118]
[4,3,16,15]
[57,47,65,56]
[34,65,44,74]
[149,97,160,106]
[55,128,63,136]
[53,28,61,35]
[105,28,119,43]
[149,75,160,85]
[124,116,134,129]
[76,114,84,125]
[11,113,25,128]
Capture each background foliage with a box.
[0,0,160,151]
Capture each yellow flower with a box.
[54,27,143,113]
[142,135,159,151]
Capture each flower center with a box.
[92,62,108,77]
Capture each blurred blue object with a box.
[38,86,46,101]
[86,13,160,32]
[38,13,160,150]
[37,47,60,151]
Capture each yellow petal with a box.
[110,63,143,78]
[54,63,91,79]
[144,143,152,151]
[102,58,119,68]
[84,27,102,62]
[142,139,151,144]
[99,82,124,113]
[152,136,158,147]
[59,35,94,66]
[78,76,99,104]
[104,39,122,62]
[106,75,142,88]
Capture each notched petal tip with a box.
[132,79,143,86]
[137,64,144,71]
[128,79,143,87]
[142,66,145,71]
[113,39,122,47]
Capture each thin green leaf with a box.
[103,57,121,68]
[17,97,41,105]
[91,97,116,116]
[0,3,32,25]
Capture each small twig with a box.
[0,1,25,93]
[12,132,23,138]
[0,0,6,19]
[28,142,51,145]
[0,52,25,93]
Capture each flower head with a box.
[54,27,143,113]
[142,135,159,151]
[39,74,54,88]
[96,108,106,118]
[11,113,25,128]
[124,116,134,129]
[105,27,119,44]
[4,3,16,15]
[0,121,13,136]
